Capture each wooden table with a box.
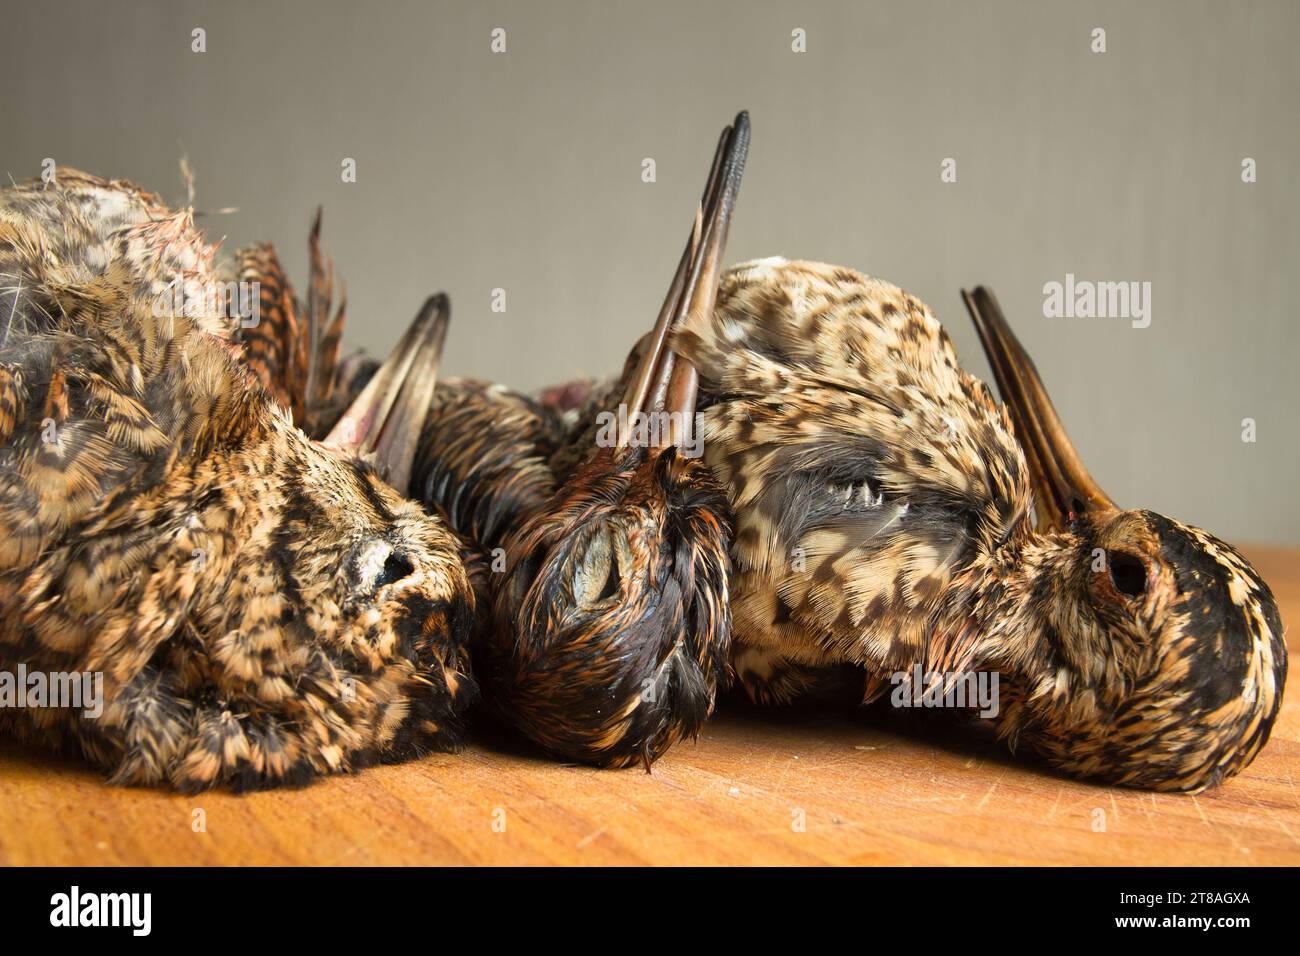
[2,547,1296,867]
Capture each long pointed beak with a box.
[618,111,749,449]
[323,294,449,494]
[960,286,1116,531]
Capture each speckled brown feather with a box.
[670,259,1024,689]
[232,211,348,439]
[235,242,298,411]
[0,170,476,792]
[667,257,1286,791]
[413,377,564,552]
[454,113,749,768]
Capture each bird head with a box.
[0,168,475,783]
[485,113,749,768]
[148,294,479,773]
[963,288,1287,792]
[489,440,731,767]
[244,420,476,718]
[282,293,477,744]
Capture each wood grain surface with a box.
[1,546,1296,867]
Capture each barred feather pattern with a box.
[231,211,348,440]
[412,377,565,552]
[0,170,477,791]
[669,256,1286,791]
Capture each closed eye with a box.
[571,529,626,607]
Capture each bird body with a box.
[0,170,476,791]
[410,115,749,769]
[414,377,564,553]
[674,258,1025,680]
[1,113,1284,796]
[664,258,1286,791]
[423,242,1285,791]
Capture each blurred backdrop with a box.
[2,0,1296,542]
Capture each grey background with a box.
[2,0,1296,543]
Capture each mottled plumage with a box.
[666,259,1286,791]
[414,378,563,553]
[415,115,748,768]
[0,170,476,791]
[670,259,1022,688]
[234,211,348,439]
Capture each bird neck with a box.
[957,526,1108,695]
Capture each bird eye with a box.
[1107,551,1147,599]
[571,530,623,606]
[596,555,621,602]
[374,550,415,589]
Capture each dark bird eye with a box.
[1107,551,1147,598]
[375,550,415,589]
[597,557,621,602]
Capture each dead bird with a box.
[663,259,1285,792]
[0,169,476,792]
[408,115,749,769]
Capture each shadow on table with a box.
[461,678,1072,787]
[0,679,1073,791]
[719,685,1064,778]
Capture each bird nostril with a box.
[375,550,416,589]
